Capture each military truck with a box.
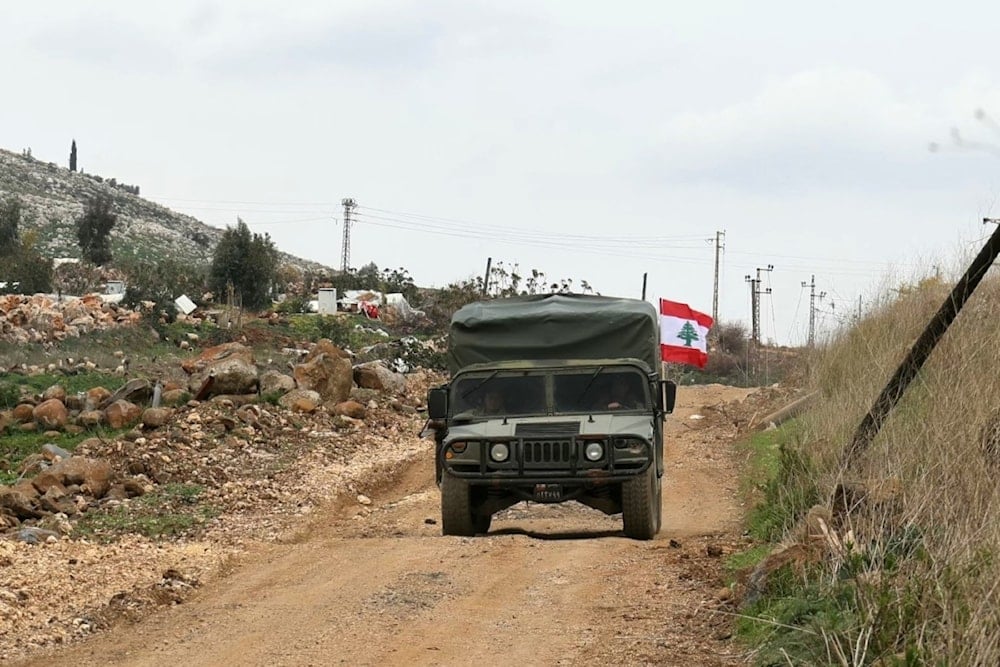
[426,294,676,539]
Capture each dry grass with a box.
[780,273,1000,664]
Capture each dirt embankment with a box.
[11,384,774,666]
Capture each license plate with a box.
[533,484,563,501]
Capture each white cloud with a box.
[642,68,995,192]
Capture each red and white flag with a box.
[659,299,713,369]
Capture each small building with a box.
[317,288,338,315]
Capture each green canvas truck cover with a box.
[447,294,660,374]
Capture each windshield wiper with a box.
[461,370,500,401]
[575,366,605,406]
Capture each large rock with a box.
[12,403,35,423]
[196,356,259,396]
[353,362,407,394]
[64,393,85,411]
[79,409,105,427]
[0,487,42,520]
[260,370,296,396]
[85,386,112,410]
[142,407,175,429]
[39,486,76,515]
[278,389,321,413]
[33,399,68,430]
[161,389,190,406]
[305,338,350,362]
[331,400,366,419]
[41,384,67,403]
[181,342,255,375]
[293,354,352,403]
[31,456,112,499]
[105,399,142,429]
[101,378,152,408]
[179,342,259,397]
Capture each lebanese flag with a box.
[659,299,713,368]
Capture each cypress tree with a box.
[69,140,77,172]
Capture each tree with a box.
[69,140,77,172]
[120,257,208,312]
[76,196,116,265]
[0,200,52,294]
[6,249,53,294]
[0,197,20,255]
[209,218,278,310]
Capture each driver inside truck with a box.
[597,375,643,410]
[477,389,507,415]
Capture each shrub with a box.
[738,270,1000,664]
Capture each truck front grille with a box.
[522,440,573,466]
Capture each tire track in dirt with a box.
[19,384,754,667]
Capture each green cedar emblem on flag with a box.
[676,321,699,347]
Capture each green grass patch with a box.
[736,569,863,666]
[160,318,214,342]
[1,370,124,400]
[725,544,773,578]
[75,483,218,541]
[736,420,820,542]
[0,426,129,484]
[286,313,388,349]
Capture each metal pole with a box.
[641,272,648,301]
[340,198,356,272]
[843,221,1000,466]
[482,257,492,296]
[712,231,724,332]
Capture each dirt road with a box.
[19,385,754,667]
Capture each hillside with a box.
[0,148,329,273]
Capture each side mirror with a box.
[427,387,449,420]
[660,379,676,414]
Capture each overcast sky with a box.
[3,1,1000,345]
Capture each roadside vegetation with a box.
[733,273,1000,665]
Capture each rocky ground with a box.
[0,318,788,664]
[0,329,446,661]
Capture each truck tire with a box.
[441,475,490,536]
[622,465,658,540]
[654,470,663,534]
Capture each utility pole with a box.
[340,198,357,272]
[753,265,773,345]
[483,257,492,295]
[711,231,725,333]
[801,274,827,347]
[745,274,759,344]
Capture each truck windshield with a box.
[451,368,649,417]
[451,373,545,417]
[554,369,647,413]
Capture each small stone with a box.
[41,443,73,462]
[706,544,724,558]
[357,494,372,506]
[669,539,682,549]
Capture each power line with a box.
[353,210,710,247]
[148,195,338,206]
[357,205,711,243]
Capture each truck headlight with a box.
[490,442,510,462]
[584,442,604,461]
